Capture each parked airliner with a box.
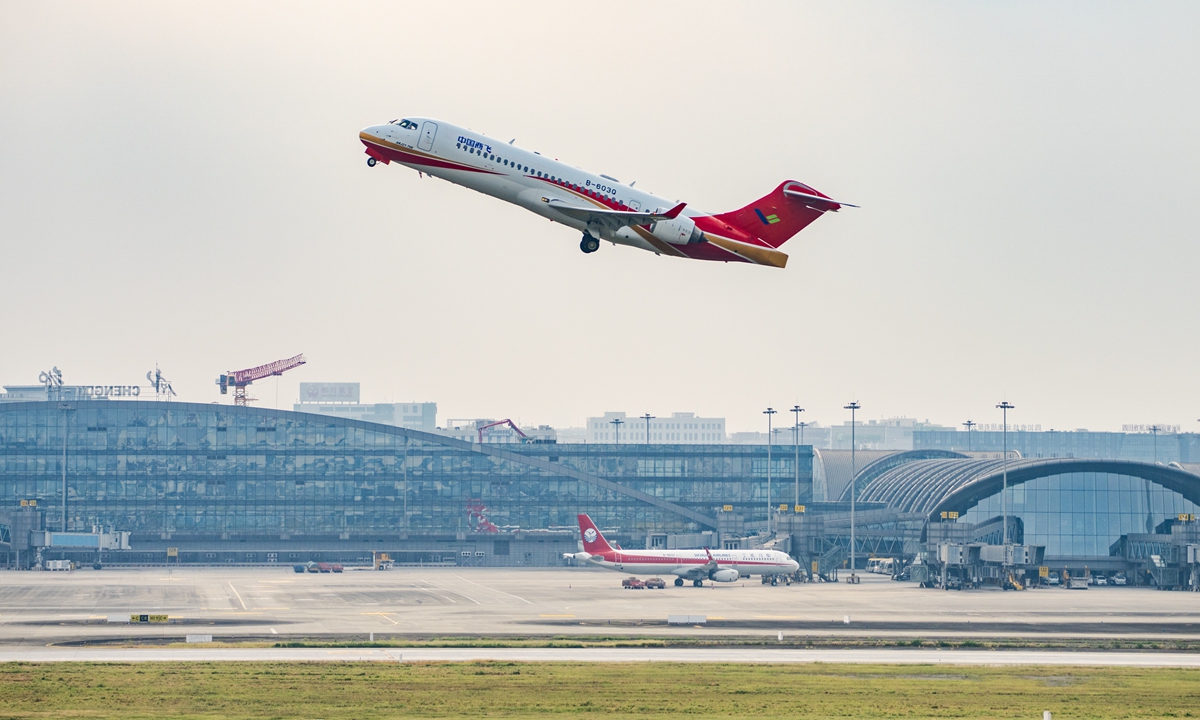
[359,117,853,268]
[563,514,799,586]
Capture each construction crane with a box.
[476,419,530,444]
[217,354,306,406]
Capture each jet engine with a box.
[650,215,705,245]
[711,568,740,582]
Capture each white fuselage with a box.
[572,548,799,580]
[360,117,714,257]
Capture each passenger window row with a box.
[450,142,627,208]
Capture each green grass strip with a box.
[0,662,1198,718]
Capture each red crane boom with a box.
[218,353,306,406]
[476,419,529,444]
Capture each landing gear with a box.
[580,233,600,254]
[367,157,377,167]
[674,578,684,587]
[692,579,703,587]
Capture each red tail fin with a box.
[710,180,848,249]
[577,514,613,554]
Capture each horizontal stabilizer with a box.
[782,187,857,209]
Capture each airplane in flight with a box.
[562,514,799,586]
[359,117,853,268]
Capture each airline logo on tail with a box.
[583,528,597,543]
[755,209,782,225]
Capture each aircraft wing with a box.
[545,199,686,226]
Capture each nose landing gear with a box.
[579,233,600,254]
[367,157,377,167]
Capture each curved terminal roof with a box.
[858,457,1200,519]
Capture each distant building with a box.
[915,427,1200,464]
[586,411,725,444]
[293,382,436,432]
[828,418,957,451]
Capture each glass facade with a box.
[961,472,1200,557]
[0,402,813,541]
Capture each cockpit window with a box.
[391,119,418,129]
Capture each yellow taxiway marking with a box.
[362,612,399,625]
[539,614,576,618]
[706,616,726,620]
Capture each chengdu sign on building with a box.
[299,382,360,404]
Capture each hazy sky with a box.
[2,2,1198,434]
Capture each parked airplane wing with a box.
[545,199,686,226]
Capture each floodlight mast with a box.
[791,406,804,505]
[844,401,860,580]
[996,401,1015,551]
[764,407,777,535]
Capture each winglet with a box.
[663,202,686,220]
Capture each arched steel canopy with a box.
[857,457,1200,520]
[834,449,968,503]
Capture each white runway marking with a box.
[227,582,247,610]
[454,574,533,605]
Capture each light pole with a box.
[791,406,804,506]
[610,417,624,445]
[844,401,860,578]
[58,403,75,532]
[798,421,807,446]
[996,401,1014,548]
[641,413,654,445]
[962,419,976,452]
[764,408,776,535]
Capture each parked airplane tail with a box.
[711,181,855,249]
[577,514,613,554]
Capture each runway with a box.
[2,566,1198,645]
[2,645,1199,666]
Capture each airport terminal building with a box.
[2,400,1199,586]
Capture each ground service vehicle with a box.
[644,577,666,589]
[622,577,645,590]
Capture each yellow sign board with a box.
[722,505,733,512]
[20,500,28,507]
[795,505,806,513]
[779,504,788,511]
[1038,566,1049,578]
[130,614,169,623]
[940,511,959,520]
[1179,513,1195,522]
[167,547,178,557]
[811,561,819,573]
[28,500,36,507]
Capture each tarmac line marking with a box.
[414,583,456,604]
[228,582,247,610]
[270,628,277,634]
[362,612,400,626]
[422,579,479,605]
[539,614,575,618]
[454,574,534,605]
